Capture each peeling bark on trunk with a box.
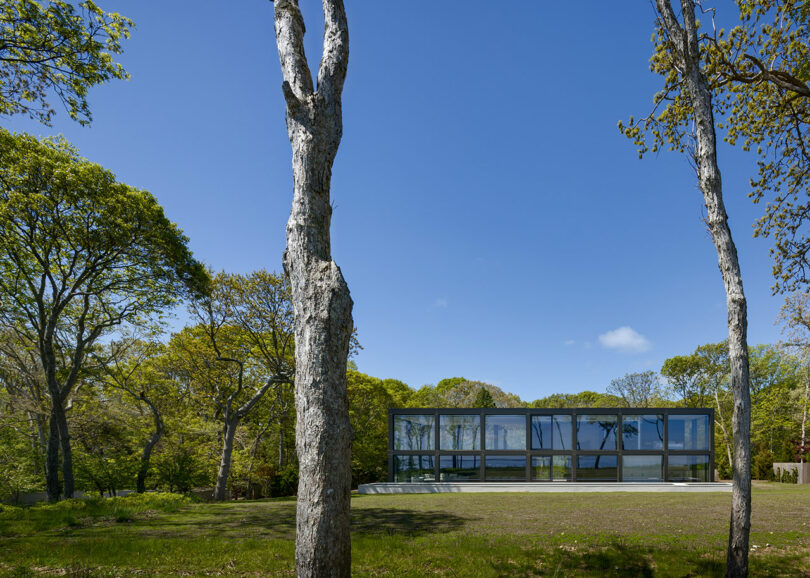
[655,1,752,575]
[272,1,353,575]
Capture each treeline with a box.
[0,129,809,504]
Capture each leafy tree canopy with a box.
[0,127,208,356]
[0,0,133,125]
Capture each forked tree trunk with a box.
[272,1,353,575]
[655,1,752,575]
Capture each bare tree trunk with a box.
[655,1,752,575]
[214,419,238,501]
[45,410,60,501]
[137,416,164,494]
[801,372,808,463]
[54,402,74,498]
[273,1,353,575]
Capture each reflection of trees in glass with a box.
[394,416,433,450]
[440,415,480,450]
[552,456,572,481]
[553,415,571,450]
[394,455,434,482]
[440,455,480,480]
[485,415,525,450]
[577,415,617,469]
[622,415,663,450]
[531,416,550,449]
[576,415,617,450]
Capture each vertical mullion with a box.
[663,410,669,482]
[434,409,439,482]
[388,410,394,482]
[480,408,485,482]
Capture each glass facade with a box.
[390,409,714,483]
[393,414,434,450]
[486,455,526,480]
[668,414,710,451]
[576,414,617,450]
[668,455,710,482]
[394,455,435,482]
[622,455,663,482]
[532,415,572,450]
[577,455,618,481]
[440,414,480,450]
[440,455,480,481]
[622,414,664,450]
[485,414,526,450]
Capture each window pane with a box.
[485,455,526,480]
[622,455,663,482]
[576,455,618,481]
[622,414,664,450]
[439,414,481,450]
[531,456,551,481]
[485,415,526,450]
[668,455,710,482]
[552,415,572,450]
[531,416,552,449]
[393,455,435,482]
[439,455,481,481]
[552,455,573,481]
[393,415,434,450]
[668,415,709,450]
[576,414,618,450]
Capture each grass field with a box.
[1,483,809,577]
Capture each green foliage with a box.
[269,464,298,497]
[0,0,133,125]
[752,444,775,480]
[621,0,810,291]
[413,379,525,408]
[529,390,623,408]
[0,128,209,331]
[606,371,670,407]
[347,370,397,485]
[472,387,496,408]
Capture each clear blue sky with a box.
[4,1,788,401]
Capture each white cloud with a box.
[598,326,651,353]
[563,339,575,346]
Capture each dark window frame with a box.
[388,407,715,483]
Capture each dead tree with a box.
[271,0,354,575]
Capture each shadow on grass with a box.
[351,507,473,537]
[486,542,809,578]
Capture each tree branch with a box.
[317,0,349,103]
[273,0,314,105]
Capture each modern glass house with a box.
[389,408,714,483]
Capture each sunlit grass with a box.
[1,484,808,576]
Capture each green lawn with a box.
[1,483,809,576]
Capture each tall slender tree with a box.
[621,1,752,574]
[271,0,353,575]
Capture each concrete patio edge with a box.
[357,482,733,494]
